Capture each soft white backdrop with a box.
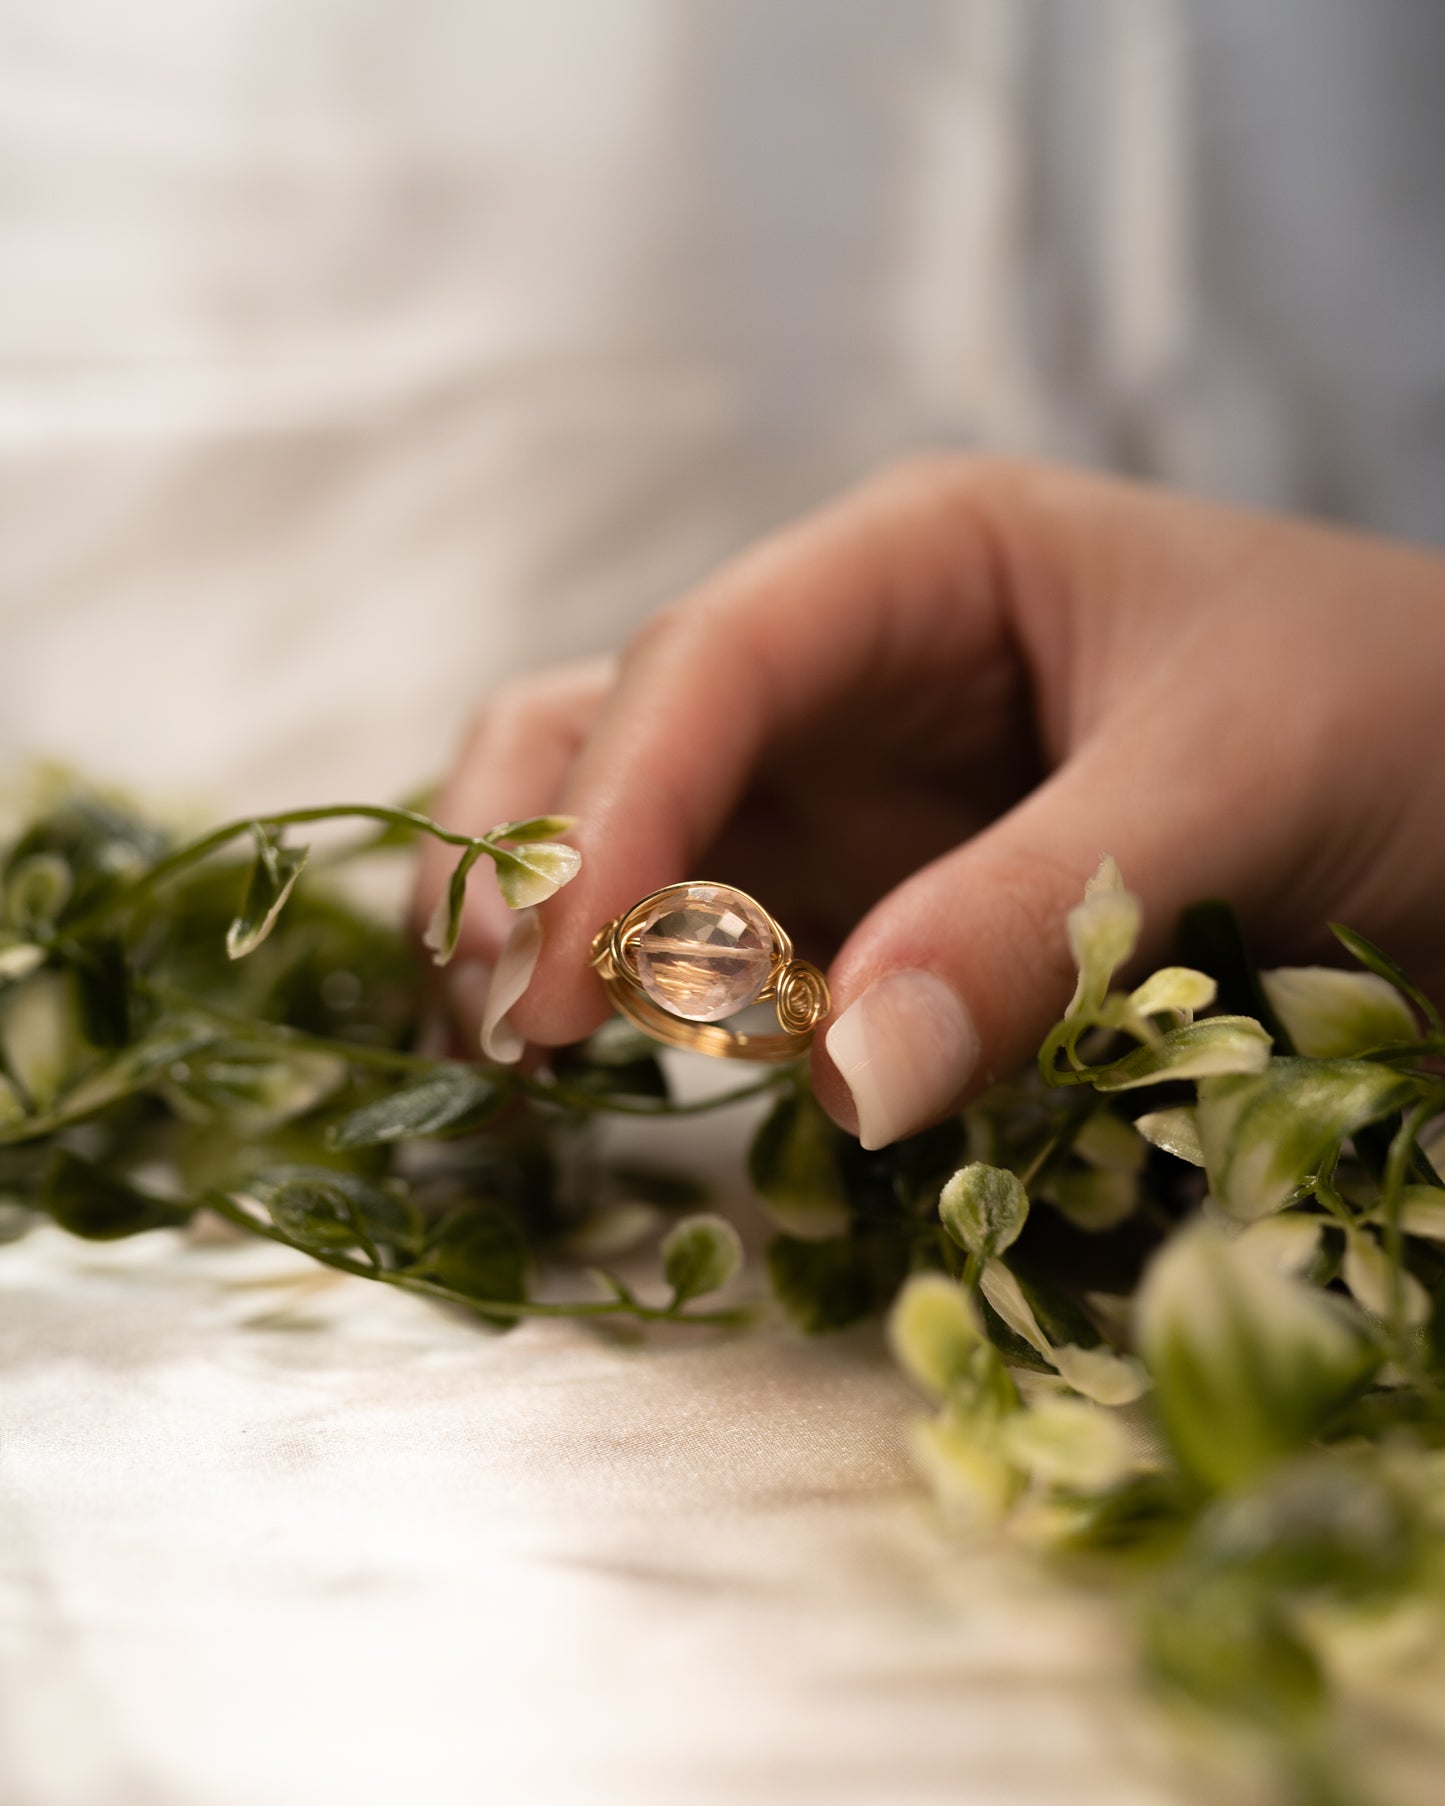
[4,4,1444,1802]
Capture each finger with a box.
[411,656,615,963]
[811,679,1319,1148]
[505,457,1030,1046]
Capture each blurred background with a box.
[4,0,1444,813]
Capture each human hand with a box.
[413,459,1445,1147]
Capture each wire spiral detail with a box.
[773,959,830,1035]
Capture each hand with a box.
[413,458,1445,1146]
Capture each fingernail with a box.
[479,911,543,1064]
[444,959,494,1047]
[824,969,979,1150]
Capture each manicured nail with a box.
[824,969,979,1150]
[479,911,543,1064]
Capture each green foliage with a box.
[226,824,309,959]
[327,1064,505,1148]
[938,1162,1028,1258]
[660,1213,742,1306]
[0,782,746,1331]
[767,1227,909,1334]
[9,789,1445,1800]
[1137,1225,1378,1491]
[43,1149,192,1240]
[747,1087,849,1239]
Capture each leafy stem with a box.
[61,804,500,942]
[201,1191,752,1327]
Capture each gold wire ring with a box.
[588,881,831,1062]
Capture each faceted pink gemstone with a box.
[633,885,775,1022]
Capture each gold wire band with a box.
[588,883,830,1062]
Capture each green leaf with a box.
[1089,1016,1273,1092]
[660,1212,743,1306]
[226,825,309,960]
[1144,1577,1324,1730]
[418,1208,528,1315]
[767,1228,908,1334]
[1235,1213,1323,1278]
[69,937,131,1049]
[1397,1186,1445,1241]
[1126,965,1217,1020]
[1073,1110,1147,1172]
[550,1026,669,1102]
[56,1014,223,1120]
[909,1412,1022,1526]
[247,1166,423,1263]
[939,1162,1029,1258]
[254,1176,363,1252]
[1261,966,1419,1058]
[328,1064,505,1149]
[1001,1397,1132,1491]
[488,842,583,910]
[166,1045,346,1133]
[1196,1057,1422,1221]
[888,1273,985,1398]
[1133,1105,1205,1166]
[1038,1165,1138,1233]
[1136,1224,1378,1491]
[3,852,72,935]
[491,814,578,843]
[1330,922,1442,1035]
[0,970,91,1111]
[1186,1456,1423,1599]
[0,936,46,982]
[42,1149,191,1240]
[1064,855,1141,1018]
[747,1090,849,1240]
[1050,1342,1149,1405]
[1341,1228,1431,1328]
[422,842,487,966]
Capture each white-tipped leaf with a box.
[1133,1105,1206,1166]
[1196,1057,1420,1221]
[1136,1222,1377,1490]
[1341,1228,1431,1328]
[1002,1397,1134,1491]
[1235,1212,1322,1278]
[888,1273,985,1399]
[1261,967,1418,1058]
[939,1162,1029,1259]
[490,842,583,909]
[1064,855,1141,1016]
[909,1413,1020,1526]
[1128,966,1217,1021]
[1091,1016,1273,1092]
[1050,1342,1150,1405]
[980,1259,1053,1359]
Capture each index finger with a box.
[505,458,1024,1047]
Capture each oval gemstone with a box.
[633,885,775,1022]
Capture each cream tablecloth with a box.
[0,1181,1177,1806]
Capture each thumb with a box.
[814,709,1299,1148]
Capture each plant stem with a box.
[63,805,497,941]
[149,985,787,1117]
[203,1192,750,1327]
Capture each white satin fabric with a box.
[3,3,1444,1801]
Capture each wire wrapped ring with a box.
[589,881,830,1062]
